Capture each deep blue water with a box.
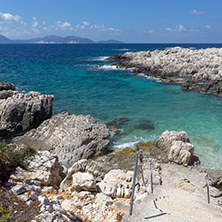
[0,43,222,169]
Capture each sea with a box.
[0,43,222,169]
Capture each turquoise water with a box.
[0,43,222,169]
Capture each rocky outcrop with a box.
[0,81,15,90]
[0,81,18,100]
[0,91,54,137]
[150,130,195,166]
[107,48,222,96]
[10,150,64,189]
[13,112,110,167]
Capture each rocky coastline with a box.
[0,81,222,221]
[106,47,222,97]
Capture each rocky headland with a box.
[0,80,222,221]
[106,47,222,96]
[0,81,54,138]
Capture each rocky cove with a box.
[0,73,222,221]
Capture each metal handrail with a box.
[129,150,153,216]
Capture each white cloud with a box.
[83,21,89,26]
[92,24,105,29]
[203,25,211,29]
[189,10,206,15]
[21,21,27,26]
[165,27,172,31]
[31,17,38,29]
[0,12,20,23]
[109,27,120,32]
[31,17,40,33]
[176,24,186,31]
[75,21,91,30]
[89,23,121,33]
[56,21,71,30]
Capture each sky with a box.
[0,0,222,43]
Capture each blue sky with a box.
[0,0,222,43]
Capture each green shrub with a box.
[0,141,37,184]
[0,204,16,222]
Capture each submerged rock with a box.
[0,91,54,138]
[106,117,129,127]
[135,119,155,130]
[13,112,110,167]
[192,136,219,149]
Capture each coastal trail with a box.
[123,163,222,222]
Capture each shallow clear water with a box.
[0,43,222,169]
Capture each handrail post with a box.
[206,174,210,204]
[150,162,153,194]
[129,150,141,216]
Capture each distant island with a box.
[0,34,124,44]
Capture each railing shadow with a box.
[144,212,167,220]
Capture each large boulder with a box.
[0,91,54,137]
[97,169,133,198]
[13,112,110,167]
[150,130,194,166]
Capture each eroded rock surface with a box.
[13,112,110,167]
[151,130,194,166]
[10,150,64,189]
[0,91,54,137]
[0,81,15,90]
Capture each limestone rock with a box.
[168,141,194,165]
[13,112,109,167]
[151,130,194,166]
[0,91,54,137]
[95,193,113,206]
[36,211,68,222]
[107,48,222,97]
[0,81,15,90]
[10,151,64,189]
[61,199,76,211]
[0,90,18,99]
[69,172,97,192]
[98,169,133,198]
[12,182,41,197]
[85,160,115,181]
[59,159,88,192]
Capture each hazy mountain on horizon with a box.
[0,35,11,43]
[0,34,124,44]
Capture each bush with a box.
[0,141,37,184]
[0,204,16,222]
